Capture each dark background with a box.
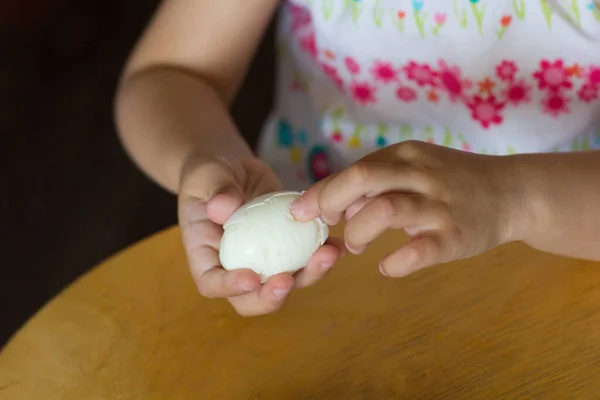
[1,0,275,345]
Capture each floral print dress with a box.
[257,0,600,190]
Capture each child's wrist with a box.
[492,154,549,245]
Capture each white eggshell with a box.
[219,191,329,282]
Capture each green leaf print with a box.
[400,124,413,140]
[507,146,516,155]
[332,107,345,119]
[413,9,429,38]
[332,108,344,131]
[562,0,581,26]
[443,127,453,147]
[453,0,468,28]
[592,5,600,22]
[322,0,336,21]
[421,125,434,142]
[377,123,388,136]
[582,138,591,151]
[345,0,364,26]
[511,0,526,20]
[470,1,487,35]
[372,0,385,27]
[571,138,580,151]
[540,0,554,29]
[569,137,591,151]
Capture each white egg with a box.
[219,191,329,282]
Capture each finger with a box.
[344,194,447,254]
[290,177,333,222]
[294,238,344,289]
[228,273,296,316]
[345,196,374,221]
[179,157,245,226]
[379,233,452,278]
[195,264,262,298]
[206,190,245,225]
[296,163,439,225]
[183,222,261,297]
[181,156,245,202]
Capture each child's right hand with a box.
[178,153,342,316]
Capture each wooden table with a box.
[2,226,600,399]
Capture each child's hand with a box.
[179,154,342,316]
[292,141,525,278]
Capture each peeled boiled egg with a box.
[219,191,329,282]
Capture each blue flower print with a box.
[296,130,308,146]
[412,0,424,11]
[277,120,294,148]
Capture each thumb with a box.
[181,156,245,225]
[206,186,245,225]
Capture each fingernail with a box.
[346,244,365,255]
[291,201,306,218]
[379,263,389,277]
[273,287,289,299]
[320,261,335,271]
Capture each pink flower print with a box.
[467,95,506,129]
[321,63,343,89]
[533,60,572,92]
[434,12,447,25]
[587,66,600,86]
[350,81,377,105]
[438,60,472,102]
[330,130,344,143]
[395,85,417,102]
[404,61,437,87]
[578,83,599,103]
[290,80,305,92]
[541,91,570,117]
[299,33,318,59]
[309,151,331,181]
[462,143,473,152]
[431,12,447,35]
[289,3,312,34]
[371,61,398,84]
[503,79,532,105]
[345,57,361,75]
[496,60,518,81]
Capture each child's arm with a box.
[116,0,342,316]
[115,0,279,192]
[507,150,600,261]
[291,142,600,278]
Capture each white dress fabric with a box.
[257,0,600,190]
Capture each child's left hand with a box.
[291,140,527,277]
